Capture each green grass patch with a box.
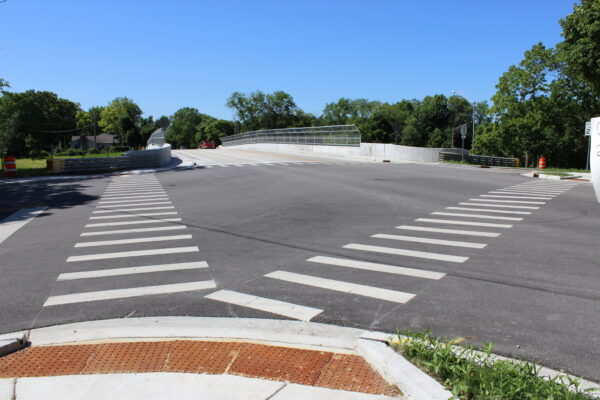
[392,330,595,400]
[1,158,48,178]
[539,172,571,177]
[443,160,470,165]
[539,168,590,173]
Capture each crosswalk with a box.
[202,179,580,321]
[44,174,216,307]
[42,177,580,324]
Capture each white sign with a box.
[585,121,591,136]
[460,124,467,139]
[591,117,600,203]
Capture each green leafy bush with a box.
[392,330,595,400]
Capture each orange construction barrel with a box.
[3,155,16,177]
[537,156,547,169]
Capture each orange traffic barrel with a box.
[537,156,546,169]
[3,155,16,177]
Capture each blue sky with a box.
[0,0,576,119]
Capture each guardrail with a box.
[48,145,172,174]
[221,125,361,147]
[439,152,518,167]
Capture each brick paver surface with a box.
[0,340,400,396]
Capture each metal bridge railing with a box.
[220,125,361,147]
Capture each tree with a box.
[167,107,210,148]
[99,97,143,148]
[558,0,600,96]
[0,90,79,156]
[0,78,9,94]
[196,119,234,144]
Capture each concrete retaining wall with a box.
[225,142,465,163]
[48,144,172,174]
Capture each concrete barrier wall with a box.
[48,144,172,174]
[224,142,465,162]
[125,144,172,168]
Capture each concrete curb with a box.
[520,171,589,181]
[0,317,451,400]
[0,334,27,357]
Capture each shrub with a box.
[87,148,101,154]
[29,149,50,159]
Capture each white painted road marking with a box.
[265,271,415,303]
[306,255,446,279]
[98,197,169,204]
[0,207,47,246]
[44,280,216,306]
[431,212,523,221]
[446,207,531,215]
[459,202,539,210]
[343,243,469,262]
[205,290,323,321]
[371,233,487,248]
[85,218,182,227]
[89,212,178,219]
[416,218,513,228]
[102,191,166,198]
[99,194,169,201]
[81,225,187,236]
[58,261,208,280]
[480,194,552,200]
[468,198,546,205]
[97,202,172,208]
[490,191,556,197]
[66,246,199,262]
[396,225,501,237]
[74,234,192,248]
[93,206,175,214]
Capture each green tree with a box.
[167,107,210,148]
[196,119,234,144]
[99,97,143,148]
[0,90,79,156]
[558,0,600,96]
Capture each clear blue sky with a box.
[0,0,576,120]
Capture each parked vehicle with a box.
[200,141,216,149]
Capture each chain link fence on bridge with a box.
[221,125,361,147]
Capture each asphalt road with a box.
[0,149,598,381]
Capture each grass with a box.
[442,160,471,165]
[538,171,571,177]
[392,330,595,400]
[539,168,590,173]
[0,152,124,178]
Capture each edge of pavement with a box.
[0,317,453,400]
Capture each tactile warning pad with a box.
[0,344,96,377]
[164,341,241,374]
[229,343,333,385]
[81,342,170,374]
[316,353,401,396]
[0,340,400,395]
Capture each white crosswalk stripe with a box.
[306,256,446,279]
[416,218,513,228]
[93,206,175,214]
[44,280,217,306]
[490,191,556,197]
[97,201,172,208]
[396,225,501,237]
[99,197,170,204]
[480,194,552,200]
[85,218,182,227]
[205,290,322,321]
[343,243,469,262]
[81,226,186,236]
[74,234,192,248]
[58,261,208,280]
[371,233,487,248]
[265,271,415,303]
[431,212,523,221]
[89,212,178,220]
[99,194,169,201]
[459,202,539,210]
[469,198,546,205]
[66,246,199,262]
[446,207,531,215]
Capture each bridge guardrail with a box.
[439,152,518,167]
[221,125,361,147]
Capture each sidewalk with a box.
[0,317,452,400]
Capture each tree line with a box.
[1,0,598,167]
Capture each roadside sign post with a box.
[591,118,600,203]
[585,121,591,171]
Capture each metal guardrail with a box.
[220,125,361,147]
[439,152,518,167]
